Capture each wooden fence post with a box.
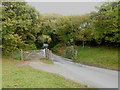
[45,48,47,58]
[45,48,50,59]
[48,49,50,59]
[46,49,48,59]
[46,49,49,59]
[49,50,52,60]
[20,49,23,60]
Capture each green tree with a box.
[56,16,83,46]
[2,2,41,55]
[39,14,62,47]
[92,2,120,44]
[38,35,52,44]
[76,29,92,47]
[74,14,93,47]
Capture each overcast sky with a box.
[27,2,102,16]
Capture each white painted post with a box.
[43,49,45,58]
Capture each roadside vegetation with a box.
[2,58,87,88]
[52,44,118,70]
[1,1,119,57]
[75,46,118,70]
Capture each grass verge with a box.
[2,58,87,88]
[74,46,118,70]
[40,58,54,64]
[53,45,118,70]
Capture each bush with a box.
[64,46,77,59]
[10,49,21,60]
[51,43,66,53]
[54,43,65,48]
[2,49,21,60]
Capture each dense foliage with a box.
[1,1,119,56]
[64,46,77,59]
[91,2,119,44]
[38,1,119,47]
[2,2,41,55]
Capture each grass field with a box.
[53,45,118,70]
[2,58,87,88]
[74,46,118,70]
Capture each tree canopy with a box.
[2,2,41,55]
[1,1,119,55]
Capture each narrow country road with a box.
[51,54,118,88]
[24,50,118,88]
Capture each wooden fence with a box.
[45,48,52,59]
[21,49,52,60]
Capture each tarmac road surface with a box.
[25,50,118,88]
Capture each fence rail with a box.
[21,49,52,60]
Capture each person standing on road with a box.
[41,43,49,58]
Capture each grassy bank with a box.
[2,58,87,88]
[74,46,118,70]
[52,45,118,70]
